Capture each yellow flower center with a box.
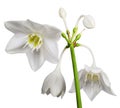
[87,73,92,80]
[86,73,99,82]
[26,33,43,51]
[93,74,99,81]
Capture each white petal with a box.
[41,72,53,94]
[100,72,116,95]
[83,15,95,29]
[84,65,102,73]
[83,81,102,101]
[61,84,66,98]
[69,82,75,93]
[5,33,27,53]
[5,20,33,34]
[26,20,44,32]
[26,47,45,71]
[52,72,66,97]
[43,38,58,63]
[79,70,87,89]
[69,70,85,93]
[42,25,61,41]
[100,72,111,87]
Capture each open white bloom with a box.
[5,20,61,71]
[83,15,95,29]
[41,64,66,98]
[69,65,115,100]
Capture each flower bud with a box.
[59,8,67,19]
[83,15,95,29]
[73,26,78,34]
[75,34,81,41]
[61,32,67,39]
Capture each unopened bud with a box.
[59,8,67,19]
[83,15,95,29]
[73,26,78,34]
[61,32,67,39]
[74,34,81,42]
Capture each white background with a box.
[0,0,120,108]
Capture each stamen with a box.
[87,73,92,80]
[93,74,99,81]
[85,73,100,82]
[25,33,43,51]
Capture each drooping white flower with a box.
[5,20,61,71]
[69,65,115,100]
[69,44,115,100]
[41,65,66,98]
[83,15,95,29]
[41,47,66,98]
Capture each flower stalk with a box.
[80,44,96,68]
[70,44,82,108]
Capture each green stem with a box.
[70,44,82,108]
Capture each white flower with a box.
[41,65,66,98]
[5,20,61,71]
[83,15,95,29]
[69,65,115,100]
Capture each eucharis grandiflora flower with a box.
[42,48,66,98]
[69,45,115,100]
[5,20,61,71]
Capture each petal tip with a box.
[4,21,10,29]
[69,88,75,93]
[5,45,13,54]
[31,67,38,72]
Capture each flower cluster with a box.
[5,8,115,102]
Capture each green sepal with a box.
[75,43,81,47]
[61,32,67,39]
[61,32,71,44]
[73,26,78,34]
[73,34,81,43]
[75,34,81,41]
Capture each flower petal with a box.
[50,72,66,98]
[42,25,61,41]
[100,72,116,95]
[43,38,58,63]
[26,47,45,71]
[69,69,85,93]
[5,20,33,34]
[25,20,44,32]
[41,71,57,95]
[41,72,53,94]
[5,33,27,53]
[83,81,102,101]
